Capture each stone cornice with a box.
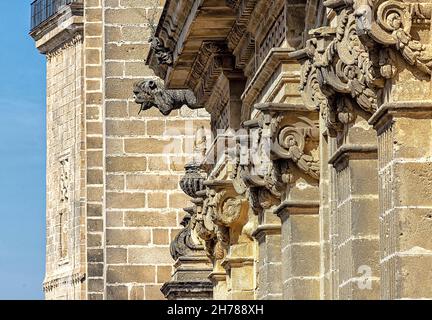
[43,272,85,292]
[275,200,320,219]
[328,144,378,171]
[252,224,281,242]
[254,102,312,113]
[368,101,432,132]
[30,3,83,55]
[146,0,195,77]
[161,280,214,299]
[46,34,82,60]
[147,0,238,86]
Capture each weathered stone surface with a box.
[35,0,432,302]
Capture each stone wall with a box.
[35,0,210,300]
[84,0,105,300]
[102,0,209,300]
[44,36,86,300]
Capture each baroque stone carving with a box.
[300,9,384,132]
[240,122,285,212]
[273,122,320,180]
[133,78,201,115]
[149,37,173,66]
[367,0,432,74]
[192,182,248,260]
[170,210,204,261]
[300,0,432,133]
[180,163,206,199]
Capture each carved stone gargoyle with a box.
[133,78,202,116]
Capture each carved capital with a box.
[273,123,320,180]
[369,1,432,75]
[300,0,432,134]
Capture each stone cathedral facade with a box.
[31,0,432,300]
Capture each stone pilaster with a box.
[253,211,282,300]
[276,202,320,300]
[328,120,380,299]
[370,102,432,299]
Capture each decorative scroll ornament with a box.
[193,182,248,259]
[272,121,320,180]
[149,37,173,66]
[369,0,432,74]
[300,0,432,133]
[133,78,201,116]
[301,8,385,133]
[170,209,204,260]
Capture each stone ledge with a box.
[252,224,281,243]
[31,12,83,54]
[161,281,214,300]
[328,144,378,171]
[275,200,320,220]
[241,48,299,108]
[369,101,432,132]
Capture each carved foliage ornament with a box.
[300,0,432,133]
[272,122,320,180]
[301,7,384,132]
[370,0,432,74]
[133,78,201,116]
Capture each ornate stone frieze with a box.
[133,78,202,115]
[186,42,238,106]
[226,0,258,69]
[43,273,85,293]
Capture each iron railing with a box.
[30,0,82,30]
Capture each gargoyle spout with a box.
[133,78,202,116]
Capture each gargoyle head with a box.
[133,78,165,114]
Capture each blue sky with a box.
[0,1,46,299]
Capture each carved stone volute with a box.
[170,208,204,261]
